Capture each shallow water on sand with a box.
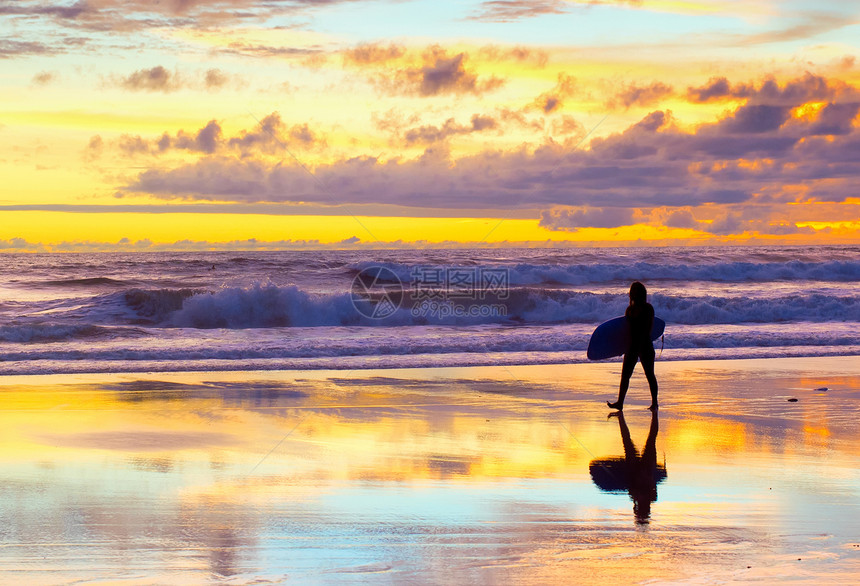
[0,358,858,583]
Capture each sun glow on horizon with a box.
[2,0,859,248]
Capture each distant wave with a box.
[349,259,860,286]
[41,277,130,287]
[123,288,202,321]
[100,284,860,328]
[167,285,362,328]
[0,323,146,343]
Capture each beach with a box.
[6,0,860,581]
[1,356,857,584]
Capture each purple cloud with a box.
[342,43,406,65]
[607,81,673,110]
[117,74,860,235]
[109,113,326,158]
[539,207,636,230]
[403,115,499,145]
[117,65,180,92]
[687,77,755,102]
[530,73,577,113]
[372,46,505,97]
[31,70,57,84]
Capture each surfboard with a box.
[587,316,665,360]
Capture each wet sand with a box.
[1,357,858,584]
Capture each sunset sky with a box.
[2,0,859,249]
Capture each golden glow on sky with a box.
[2,0,859,249]
[0,210,788,250]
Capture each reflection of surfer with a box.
[589,410,665,525]
[608,281,658,411]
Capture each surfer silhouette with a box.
[607,281,658,411]
[589,410,666,524]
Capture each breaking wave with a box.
[349,259,860,286]
[102,284,860,328]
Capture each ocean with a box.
[0,245,857,375]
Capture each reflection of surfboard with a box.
[589,457,668,492]
[587,316,665,360]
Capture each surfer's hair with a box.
[629,281,647,304]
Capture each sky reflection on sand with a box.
[0,358,858,583]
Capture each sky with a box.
[2,0,860,250]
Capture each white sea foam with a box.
[349,258,860,285]
[109,285,859,328]
[0,247,857,374]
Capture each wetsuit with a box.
[619,301,658,405]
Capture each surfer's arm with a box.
[647,304,655,337]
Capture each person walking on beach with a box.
[607,281,658,411]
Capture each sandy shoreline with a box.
[1,356,858,583]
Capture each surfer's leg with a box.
[609,352,637,410]
[640,348,658,410]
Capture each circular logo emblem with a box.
[350,266,403,319]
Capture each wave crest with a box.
[348,259,860,286]
[114,284,860,328]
